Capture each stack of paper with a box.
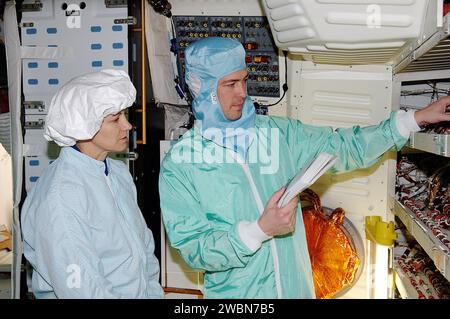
[278,153,338,208]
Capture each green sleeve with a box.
[271,111,408,173]
[159,158,255,272]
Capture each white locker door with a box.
[272,60,396,299]
[20,0,129,192]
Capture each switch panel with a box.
[172,16,280,98]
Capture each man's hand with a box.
[258,187,298,237]
[414,96,450,128]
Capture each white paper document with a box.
[278,152,338,208]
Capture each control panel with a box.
[172,16,280,99]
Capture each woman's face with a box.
[91,110,132,153]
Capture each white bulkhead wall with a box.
[270,61,396,299]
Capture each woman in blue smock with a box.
[21,69,163,299]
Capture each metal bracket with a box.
[20,22,35,28]
[105,0,128,8]
[128,152,139,160]
[65,9,81,17]
[114,17,137,25]
[23,101,45,113]
[435,134,448,157]
[114,152,139,161]
[20,1,43,12]
[408,132,449,157]
[24,119,44,129]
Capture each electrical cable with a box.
[256,50,288,108]
[169,17,193,108]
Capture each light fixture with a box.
[365,216,397,299]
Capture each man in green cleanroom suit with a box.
[159,37,450,299]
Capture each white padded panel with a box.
[262,0,440,65]
[287,61,396,298]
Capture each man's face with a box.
[91,110,132,153]
[217,69,248,121]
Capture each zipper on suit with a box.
[104,173,149,293]
[227,150,283,299]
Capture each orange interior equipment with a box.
[300,189,360,299]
